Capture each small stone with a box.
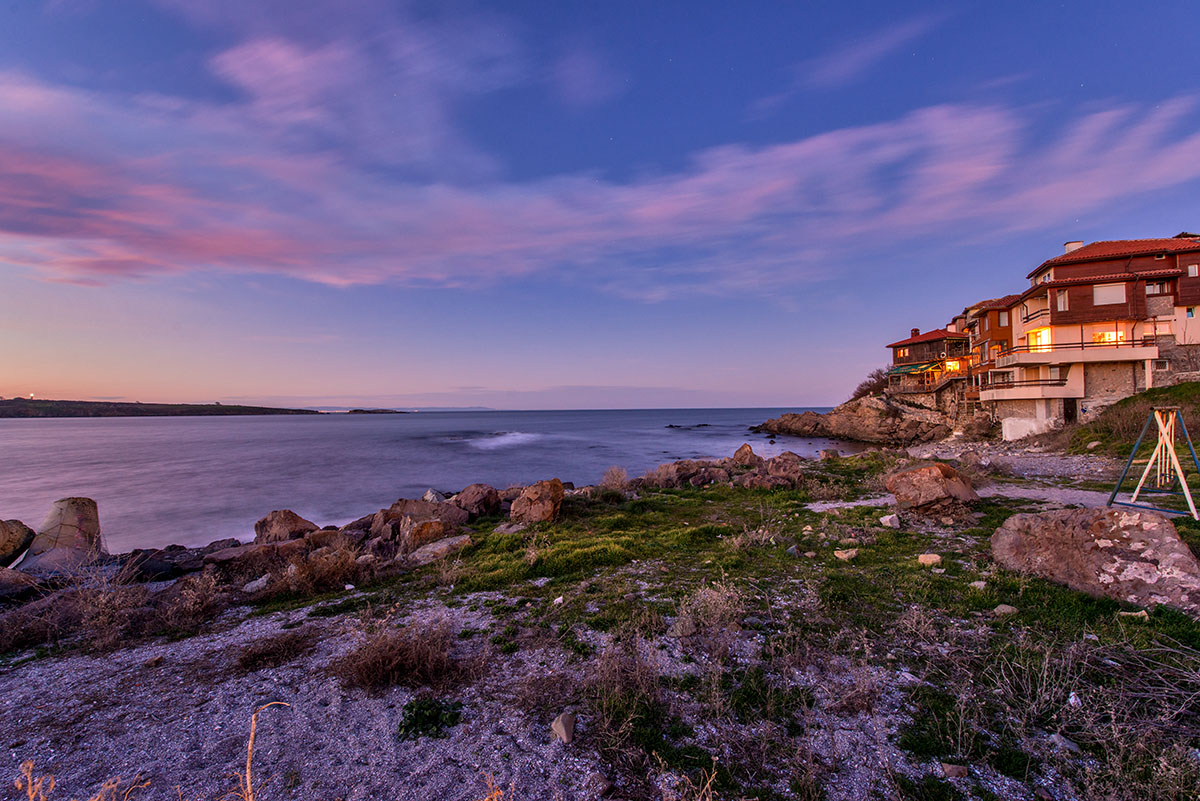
[940,516,956,526]
[143,655,164,669]
[668,616,697,638]
[819,449,840,461]
[422,488,448,503]
[1118,609,1150,620]
[588,774,613,797]
[1086,440,1101,450]
[879,514,901,529]
[917,553,942,567]
[802,525,813,532]
[931,568,945,574]
[1050,733,1081,753]
[993,603,1018,616]
[1068,691,1081,707]
[553,596,564,605]
[834,548,858,562]
[785,545,799,557]
[940,763,968,779]
[494,522,527,535]
[968,580,986,591]
[1034,789,1053,800]
[838,537,859,546]
[242,573,271,594]
[551,711,576,744]
[804,551,817,558]
[343,583,355,591]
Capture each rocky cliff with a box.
[754,395,952,446]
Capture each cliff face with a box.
[755,395,952,446]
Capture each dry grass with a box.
[256,541,368,601]
[600,466,629,492]
[677,581,744,661]
[329,617,466,692]
[585,638,666,781]
[234,628,318,673]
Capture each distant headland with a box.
[0,398,321,418]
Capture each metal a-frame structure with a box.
[1107,406,1200,520]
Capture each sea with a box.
[0,408,853,553]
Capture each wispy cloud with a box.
[750,14,945,117]
[551,42,627,109]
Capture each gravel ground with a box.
[907,437,1122,480]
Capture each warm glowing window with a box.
[1093,283,1126,305]
[1092,330,1126,345]
[1029,328,1051,352]
[896,347,909,358]
[945,360,961,372]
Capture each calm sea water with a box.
[0,408,848,552]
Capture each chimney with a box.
[910,327,920,338]
[1064,240,1084,253]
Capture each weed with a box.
[330,617,465,692]
[234,628,318,673]
[396,697,463,740]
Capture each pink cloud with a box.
[3,63,1200,296]
[551,44,626,109]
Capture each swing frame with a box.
[1106,406,1200,519]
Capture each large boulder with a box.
[453,484,502,519]
[765,451,805,486]
[991,508,1200,616]
[0,520,35,567]
[0,567,39,602]
[254,510,319,544]
[732,443,765,468]
[510,479,565,524]
[885,463,979,510]
[371,498,469,539]
[755,396,951,446]
[21,498,106,574]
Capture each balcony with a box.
[997,337,1158,367]
[979,372,1084,402]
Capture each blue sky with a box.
[3,1,1200,408]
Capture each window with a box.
[1154,359,1171,371]
[896,347,909,358]
[1147,281,1169,295]
[1093,283,1126,305]
[1189,307,1196,319]
[1056,291,1069,312]
[1189,264,1198,277]
[1092,330,1126,345]
[998,310,1009,327]
[982,317,988,332]
[1155,253,1166,260]
[1029,328,1051,353]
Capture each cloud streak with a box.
[3,8,1200,297]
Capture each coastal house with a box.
[882,233,1200,440]
[885,327,970,414]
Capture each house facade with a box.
[885,327,970,415]
[883,234,1200,439]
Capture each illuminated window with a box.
[945,360,961,372]
[1029,328,1051,352]
[896,347,909,358]
[1093,283,1126,305]
[1092,330,1126,345]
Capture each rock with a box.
[551,711,576,744]
[940,516,956,526]
[732,443,764,468]
[885,464,979,510]
[838,537,859,546]
[0,520,35,567]
[0,567,39,602]
[143,655,164,669]
[765,451,805,486]
[204,539,308,576]
[242,574,271,594]
[421,489,448,503]
[993,604,1019,616]
[734,471,793,490]
[120,550,183,582]
[510,479,565,524]
[754,395,951,446]
[1118,609,1149,620]
[25,496,104,561]
[306,527,364,550]
[453,483,502,519]
[819,448,840,461]
[688,467,730,487]
[918,553,942,567]
[1034,788,1053,800]
[1087,440,1102,450]
[668,616,697,638]
[407,534,472,567]
[968,580,987,591]
[499,486,525,502]
[254,510,318,544]
[804,551,817,558]
[880,514,901,529]
[957,450,992,474]
[371,498,470,538]
[785,545,799,557]
[393,517,447,553]
[940,763,969,779]
[991,508,1200,616]
[1049,733,1081,753]
[495,522,527,535]
[834,548,858,561]
[553,596,564,605]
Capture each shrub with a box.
[600,466,629,492]
[330,618,463,692]
[235,628,318,673]
[396,697,463,740]
[850,367,890,401]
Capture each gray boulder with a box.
[20,498,106,574]
[991,508,1200,616]
[0,520,35,567]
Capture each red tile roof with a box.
[886,328,969,349]
[1027,236,1200,278]
[966,293,1021,314]
[1019,268,1186,299]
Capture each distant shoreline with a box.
[0,399,321,418]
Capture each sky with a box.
[3,1,1200,409]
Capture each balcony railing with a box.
[985,378,1068,389]
[1021,308,1050,324]
[1000,336,1154,356]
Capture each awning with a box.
[888,362,938,375]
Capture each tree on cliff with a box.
[850,367,890,401]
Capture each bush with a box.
[235,628,318,673]
[850,367,890,401]
[330,618,464,692]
